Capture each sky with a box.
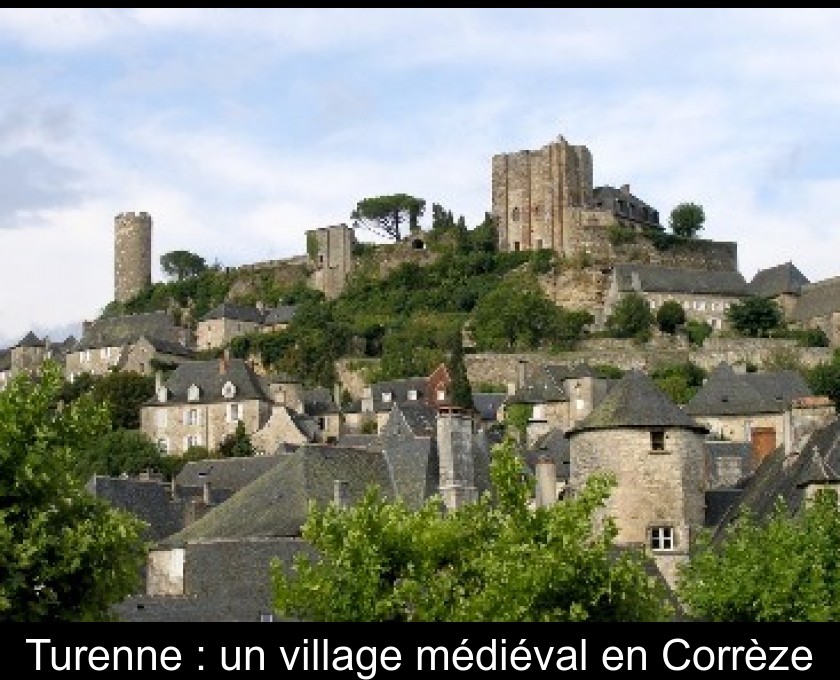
[2,8,840,348]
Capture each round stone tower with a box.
[114,211,152,303]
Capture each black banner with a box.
[3,622,829,675]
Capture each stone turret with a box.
[114,211,152,303]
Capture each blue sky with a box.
[2,8,840,347]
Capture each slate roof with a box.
[369,377,428,411]
[712,419,840,540]
[200,303,264,324]
[264,305,298,325]
[790,276,840,321]
[472,392,505,421]
[567,370,708,434]
[335,434,384,452]
[613,263,748,296]
[507,364,567,405]
[591,185,661,226]
[526,429,570,482]
[302,387,339,415]
[685,363,811,417]
[142,336,194,358]
[175,455,287,491]
[390,402,438,437]
[14,331,44,348]
[748,262,809,298]
[159,444,395,546]
[151,358,272,405]
[78,311,184,350]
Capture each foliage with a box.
[60,371,154,430]
[217,421,257,458]
[656,300,686,335]
[271,437,671,622]
[772,326,830,348]
[684,320,713,347]
[503,403,533,442]
[668,202,705,238]
[761,346,804,373]
[726,296,783,337]
[446,333,473,411]
[528,248,557,275]
[0,362,147,621]
[351,194,426,240]
[651,362,707,404]
[608,224,637,246]
[373,313,461,382]
[678,491,840,621]
[592,364,625,380]
[160,250,208,281]
[806,350,840,413]
[306,232,319,261]
[471,272,592,352]
[606,293,653,341]
[79,429,165,480]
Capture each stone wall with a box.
[694,337,831,371]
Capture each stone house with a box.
[66,311,192,380]
[605,263,748,331]
[0,332,77,388]
[565,370,709,589]
[684,363,813,465]
[357,376,430,433]
[261,304,298,333]
[788,276,840,346]
[195,303,265,351]
[747,261,810,317]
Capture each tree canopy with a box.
[160,249,208,281]
[606,292,654,341]
[678,491,840,621]
[668,202,705,238]
[0,362,148,621]
[271,437,671,622]
[725,295,783,337]
[656,299,686,335]
[351,194,426,240]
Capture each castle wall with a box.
[308,224,355,299]
[114,212,152,303]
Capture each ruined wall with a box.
[308,224,355,299]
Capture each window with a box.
[650,429,666,452]
[532,404,545,420]
[157,438,169,454]
[222,381,237,399]
[511,207,520,222]
[187,384,200,402]
[184,434,201,449]
[437,389,446,402]
[382,392,392,403]
[186,408,200,426]
[156,410,167,428]
[650,526,675,551]
[157,386,168,403]
[228,403,242,423]
[649,299,656,309]
[407,389,418,401]
[81,350,90,363]
[712,318,722,330]
[513,241,520,252]
[100,347,110,360]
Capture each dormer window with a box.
[382,392,392,403]
[157,386,168,403]
[222,381,237,399]
[407,389,418,401]
[187,384,201,402]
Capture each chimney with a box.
[620,183,630,196]
[333,480,349,509]
[437,407,477,512]
[255,300,265,314]
[155,370,164,392]
[202,479,212,505]
[170,476,178,500]
[517,359,528,391]
[334,383,342,409]
[535,455,558,509]
[220,347,230,375]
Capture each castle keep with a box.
[492,134,661,256]
[114,211,152,303]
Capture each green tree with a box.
[79,429,165,479]
[806,350,840,413]
[651,362,707,404]
[351,194,426,240]
[678,491,840,621]
[217,420,257,458]
[271,437,671,622]
[0,362,147,621]
[446,332,473,411]
[92,371,155,430]
[656,300,686,335]
[160,250,208,281]
[606,293,654,340]
[726,296,783,337]
[684,319,713,346]
[668,202,705,238]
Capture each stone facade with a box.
[196,317,262,351]
[66,344,124,378]
[141,396,271,456]
[114,211,152,304]
[569,427,706,589]
[308,223,355,299]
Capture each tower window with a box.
[511,207,520,222]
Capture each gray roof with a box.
[387,402,438,437]
[567,370,708,435]
[264,305,298,325]
[78,311,184,350]
[613,263,748,296]
[748,262,809,298]
[201,303,265,324]
[302,387,339,415]
[176,455,287,491]
[507,364,567,405]
[790,276,840,321]
[142,336,194,358]
[526,429,570,482]
[335,434,384,452]
[370,377,428,411]
[15,331,44,348]
[152,358,272,405]
[472,393,505,421]
[685,363,811,416]
[713,419,840,539]
[159,444,395,545]
[591,185,660,226]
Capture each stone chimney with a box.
[437,406,477,512]
[333,479,349,509]
[334,383,342,410]
[220,347,230,375]
[517,359,528,391]
[621,183,630,196]
[202,479,212,505]
[786,396,837,456]
[535,455,557,509]
[155,370,164,392]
